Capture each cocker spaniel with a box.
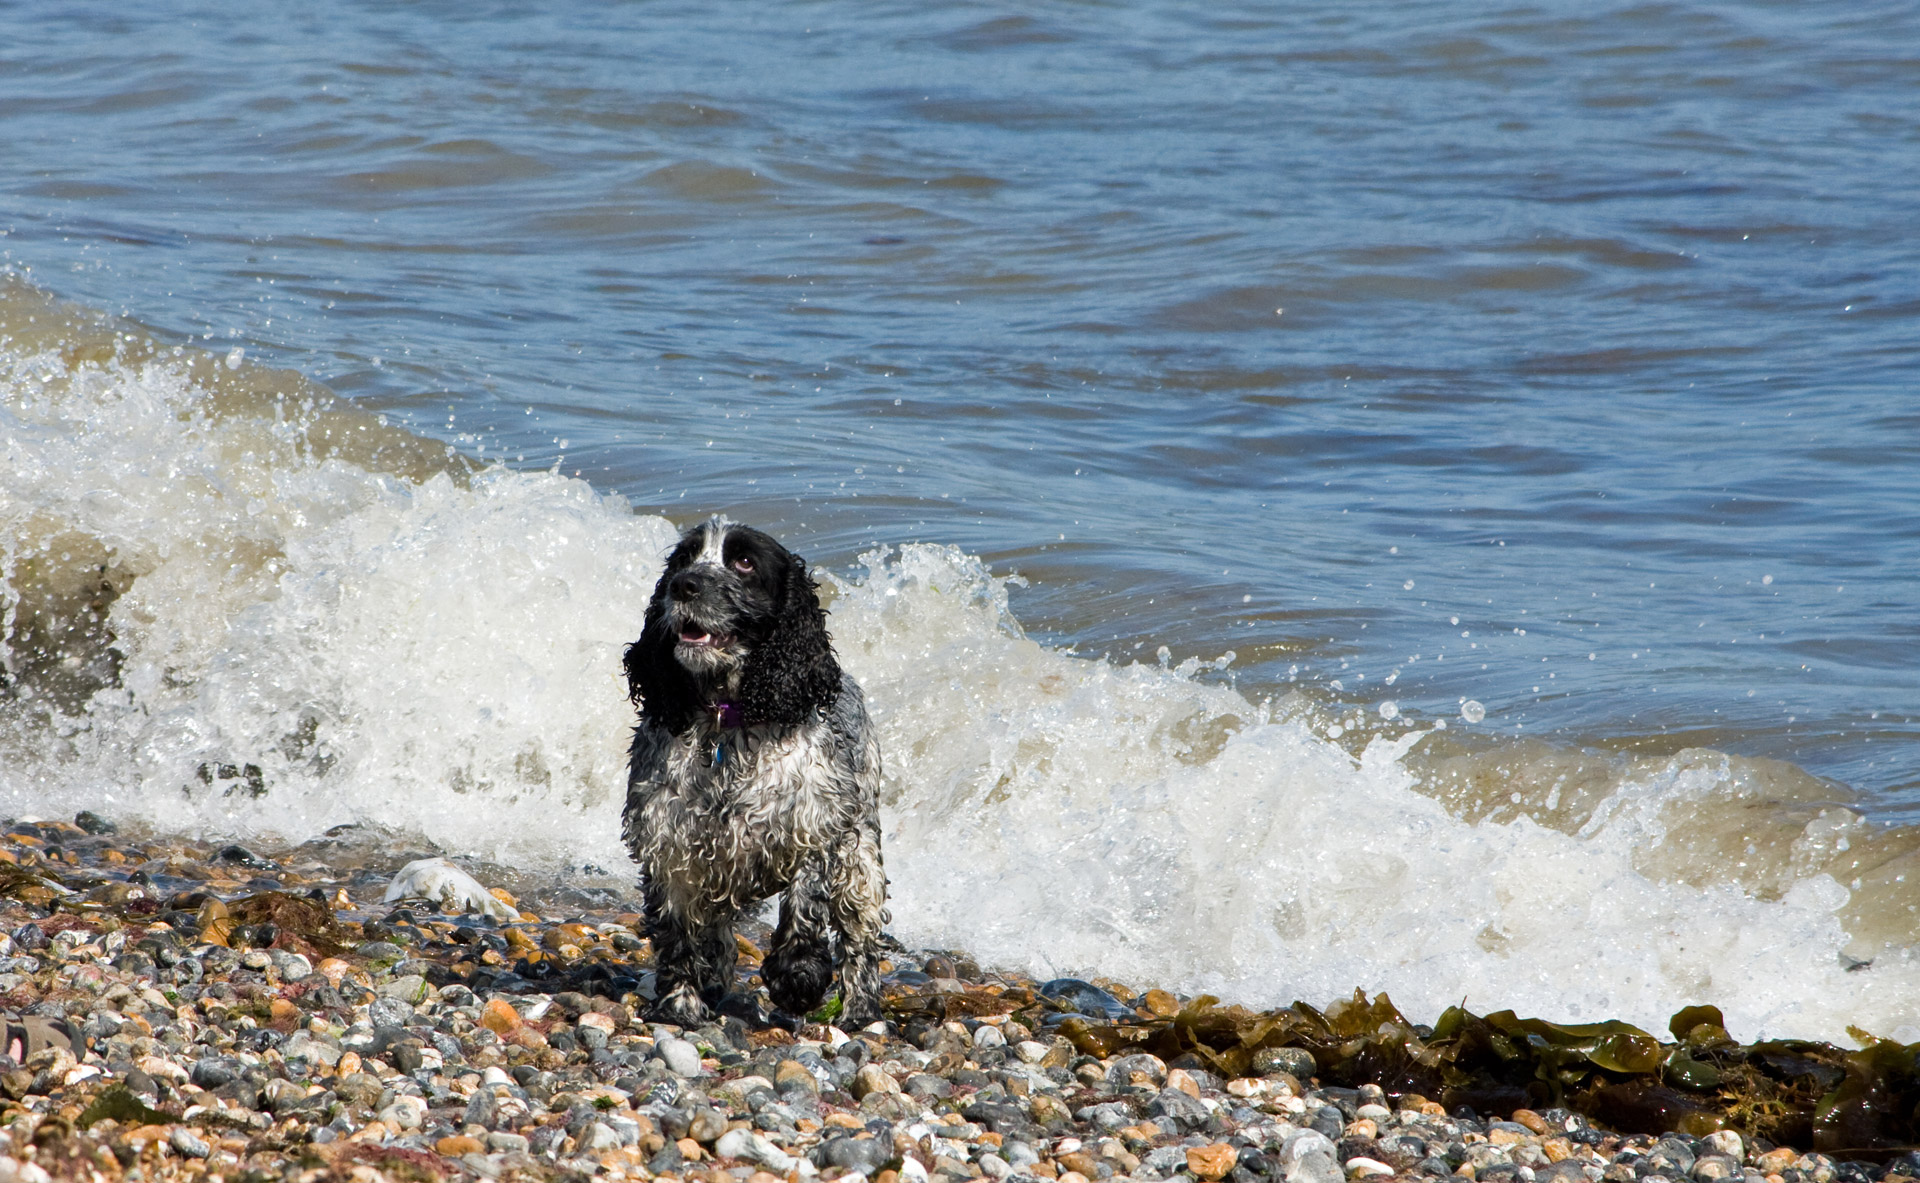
[621,520,887,1028]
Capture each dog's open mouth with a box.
[677,625,734,648]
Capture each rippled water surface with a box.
[3,0,1920,1036]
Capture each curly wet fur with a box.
[622,520,887,1028]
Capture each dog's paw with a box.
[649,984,711,1028]
[763,940,835,1016]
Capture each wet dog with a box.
[621,520,886,1027]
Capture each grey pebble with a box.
[1252,1046,1318,1079]
[656,1034,706,1077]
[1146,1085,1211,1130]
[1280,1128,1343,1183]
[818,1135,897,1175]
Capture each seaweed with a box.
[226,889,350,957]
[77,1085,173,1130]
[986,989,1920,1155]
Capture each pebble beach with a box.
[0,816,1911,1183]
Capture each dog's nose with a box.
[668,569,709,602]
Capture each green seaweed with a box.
[77,1085,172,1130]
[810,995,844,1024]
[993,989,1920,1156]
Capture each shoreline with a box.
[0,815,1913,1183]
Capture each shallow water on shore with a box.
[3,2,1919,1041]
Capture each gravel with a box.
[0,816,1903,1183]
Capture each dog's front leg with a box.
[827,823,888,1029]
[764,858,836,1019]
[649,916,711,1027]
[647,899,736,1027]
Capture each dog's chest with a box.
[631,723,845,905]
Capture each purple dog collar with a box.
[713,701,743,729]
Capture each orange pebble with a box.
[481,997,522,1034]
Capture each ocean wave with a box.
[3,281,1917,1043]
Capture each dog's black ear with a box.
[737,550,842,727]
[626,583,702,736]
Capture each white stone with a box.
[517,997,552,1022]
[377,975,428,1003]
[382,857,519,920]
[282,1031,342,1068]
[170,1129,212,1159]
[1346,1158,1394,1178]
[715,1128,797,1174]
[853,1063,901,1097]
[714,1074,776,1107]
[1014,1040,1050,1064]
[1704,1132,1744,1164]
[136,1052,192,1081]
[656,1035,706,1077]
[379,1096,427,1130]
[1281,1129,1343,1183]
[581,1123,623,1152]
[979,1154,1014,1180]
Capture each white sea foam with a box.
[828,544,1918,1041]
[3,330,1917,1043]
[0,335,663,871]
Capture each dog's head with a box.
[624,520,842,734]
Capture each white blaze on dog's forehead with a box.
[694,518,731,566]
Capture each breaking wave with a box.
[4,281,1917,1044]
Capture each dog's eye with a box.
[731,557,754,573]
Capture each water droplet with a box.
[1460,700,1487,724]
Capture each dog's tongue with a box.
[679,625,712,644]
